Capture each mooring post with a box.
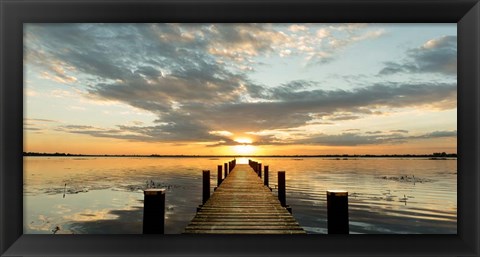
[202,170,210,204]
[217,165,222,186]
[264,165,269,187]
[278,171,286,207]
[327,190,349,234]
[224,164,228,178]
[224,163,228,175]
[258,163,262,178]
[143,188,165,234]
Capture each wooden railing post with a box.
[143,189,165,234]
[203,170,210,204]
[224,163,228,175]
[258,163,262,178]
[278,171,286,207]
[264,165,269,187]
[327,190,349,234]
[217,165,222,186]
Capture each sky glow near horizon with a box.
[23,23,457,155]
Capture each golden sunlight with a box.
[234,137,253,144]
[232,144,256,155]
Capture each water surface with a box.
[23,157,456,234]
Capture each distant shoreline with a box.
[23,152,457,158]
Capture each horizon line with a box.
[23,151,458,157]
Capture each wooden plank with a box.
[184,164,305,234]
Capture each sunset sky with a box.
[24,23,457,155]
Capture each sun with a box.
[231,137,255,155]
[233,144,256,155]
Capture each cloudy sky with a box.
[24,23,457,155]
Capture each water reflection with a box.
[24,157,457,234]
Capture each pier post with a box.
[327,190,349,234]
[203,170,210,204]
[258,163,262,178]
[217,165,222,186]
[224,163,228,175]
[264,166,269,187]
[143,189,165,234]
[278,171,286,207]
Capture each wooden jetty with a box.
[184,163,305,234]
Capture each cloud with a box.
[390,129,409,133]
[264,130,456,146]
[379,36,456,76]
[24,118,60,133]
[412,130,457,139]
[24,118,58,123]
[288,25,308,32]
[62,79,456,144]
[24,24,456,147]
[286,24,385,65]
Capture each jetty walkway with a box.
[184,163,305,234]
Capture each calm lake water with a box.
[23,157,457,234]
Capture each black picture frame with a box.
[1,0,479,256]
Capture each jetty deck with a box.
[184,164,305,234]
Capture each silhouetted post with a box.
[143,189,165,234]
[202,170,210,204]
[224,163,228,175]
[278,171,286,207]
[224,164,228,178]
[264,166,269,187]
[327,190,349,234]
[258,163,262,178]
[228,162,231,172]
[217,165,222,186]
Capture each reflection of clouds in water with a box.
[24,157,456,234]
[54,204,72,215]
[63,208,119,222]
[28,214,53,232]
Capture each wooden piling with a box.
[264,165,269,187]
[278,171,286,207]
[143,189,165,234]
[258,163,262,178]
[327,190,349,234]
[224,163,228,175]
[217,165,222,186]
[202,170,210,204]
